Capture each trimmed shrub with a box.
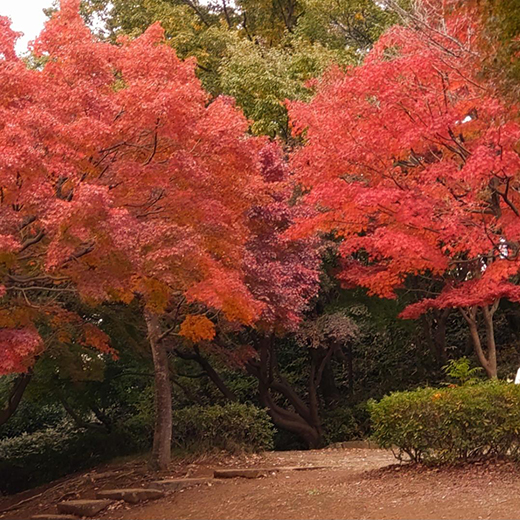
[369,381,520,464]
[172,403,274,453]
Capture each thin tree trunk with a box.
[319,360,340,406]
[421,309,449,365]
[145,309,172,470]
[434,309,450,364]
[0,372,32,427]
[482,304,498,379]
[308,356,322,446]
[346,344,354,397]
[461,304,498,379]
[421,314,438,361]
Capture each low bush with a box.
[0,403,273,494]
[0,422,145,494]
[0,402,65,438]
[369,381,520,464]
[322,405,368,445]
[172,403,274,453]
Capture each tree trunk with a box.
[461,303,498,379]
[0,372,32,427]
[482,305,498,379]
[319,358,340,406]
[145,309,172,470]
[421,309,449,365]
[262,390,322,447]
[434,309,450,364]
[308,355,323,445]
[346,343,354,397]
[247,336,323,448]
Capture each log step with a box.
[57,499,113,517]
[96,488,164,504]
[32,515,79,520]
[213,468,273,479]
[150,477,212,491]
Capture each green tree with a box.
[296,0,397,51]
[220,37,344,137]
[77,0,395,137]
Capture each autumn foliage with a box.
[245,142,321,334]
[289,0,520,376]
[3,0,520,467]
[0,0,266,374]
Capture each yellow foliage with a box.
[179,314,216,343]
[135,277,170,313]
[0,307,34,328]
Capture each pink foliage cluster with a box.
[289,2,520,318]
[245,143,322,333]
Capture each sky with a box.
[1,0,54,53]
[0,0,218,54]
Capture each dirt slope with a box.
[4,449,520,520]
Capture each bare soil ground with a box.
[3,449,520,520]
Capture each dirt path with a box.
[5,449,520,519]
[105,450,520,520]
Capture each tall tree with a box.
[242,144,324,446]
[168,143,325,446]
[1,0,265,468]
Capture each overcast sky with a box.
[1,0,53,53]
[1,0,220,54]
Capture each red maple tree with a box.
[289,0,520,378]
[0,0,265,467]
[243,142,324,446]
[245,142,322,334]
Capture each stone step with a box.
[96,488,164,504]
[57,499,113,517]
[213,468,274,479]
[150,477,212,491]
[31,515,78,520]
[277,465,330,472]
[327,440,380,450]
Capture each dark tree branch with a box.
[173,346,237,401]
[181,0,211,27]
[221,0,232,29]
[18,230,45,253]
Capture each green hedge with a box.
[369,382,520,463]
[0,423,144,494]
[172,403,274,453]
[0,403,274,494]
[322,405,368,445]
